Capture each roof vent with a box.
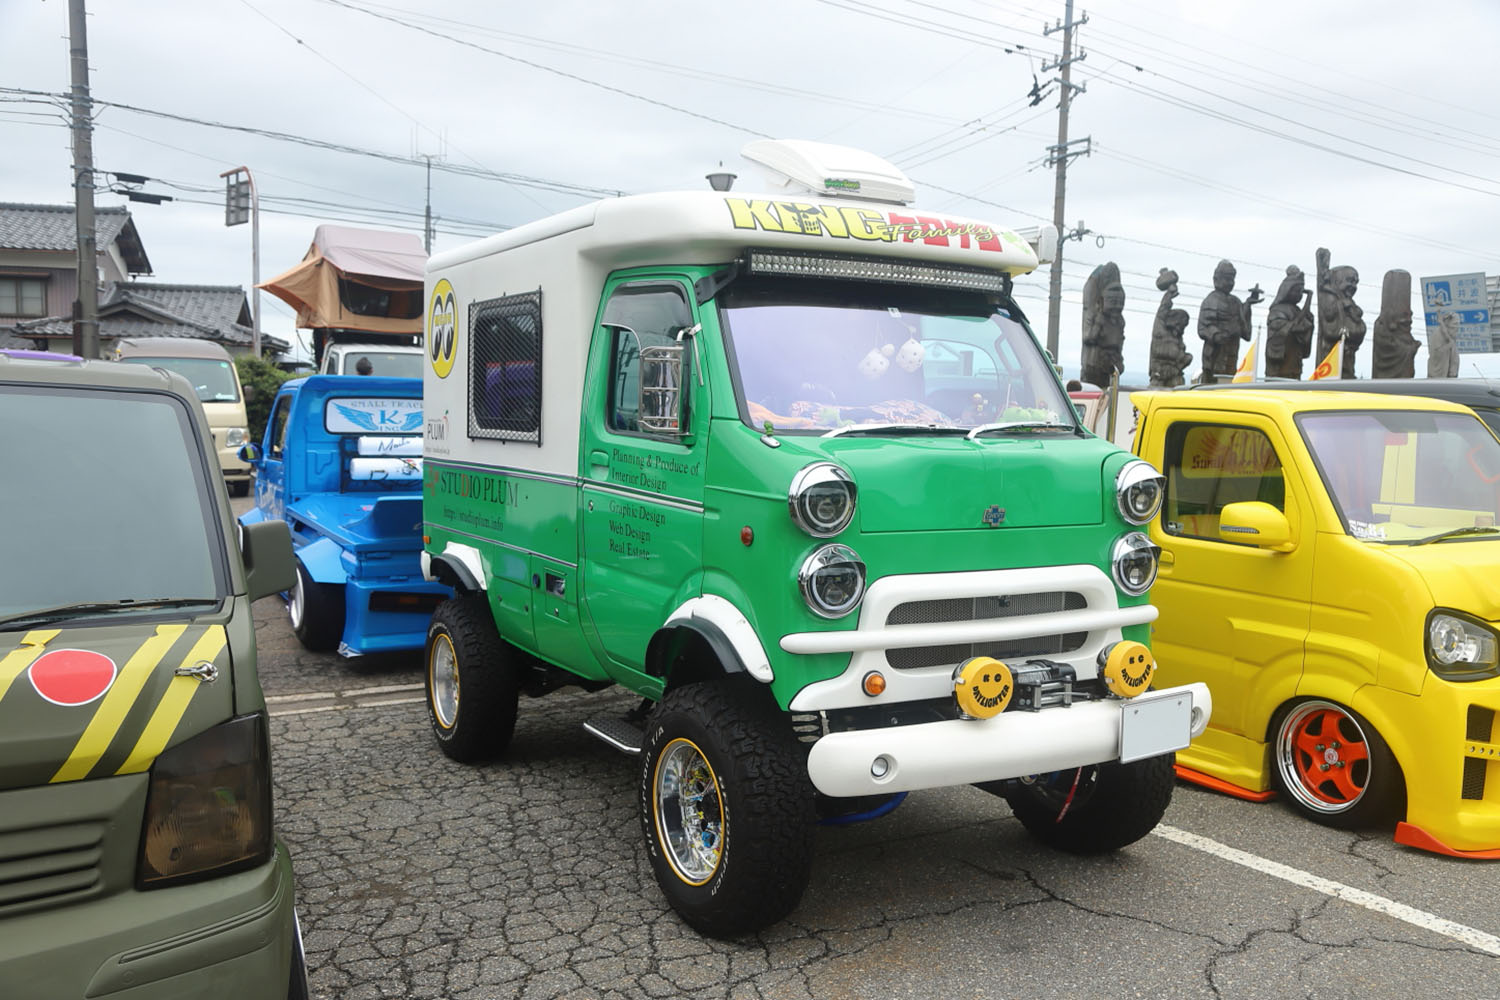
[740,139,915,206]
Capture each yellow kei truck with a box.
[1133,387,1500,857]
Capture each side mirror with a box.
[638,342,686,436]
[240,519,295,601]
[242,383,257,402]
[238,442,263,464]
[1218,501,1293,551]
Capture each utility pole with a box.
[423,155,433,254]
[68,0,99,359]
[1042,0,1090,361]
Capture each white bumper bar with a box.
[805,682,1211,797]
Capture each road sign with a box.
[1421,272,1492,353]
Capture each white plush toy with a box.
[895,337,925,373]
[858,344,895,379]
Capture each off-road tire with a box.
[229,479,251,498]
[288,560,344,653]
[1270,698,1404,829]
[1004,752,1175,854]
[425,594,519,762]
[639,679,815,937]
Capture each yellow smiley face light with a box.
[952,656,1014,719]
[1100,640,1156,698]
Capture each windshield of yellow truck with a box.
[1299,409,1500,543]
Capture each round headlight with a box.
[1111,532,1160,596]
[788,463,857,537]
[798,544,866,618]
[225,427,248,447]
[1116,461,1165,525]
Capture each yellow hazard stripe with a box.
[0,629,62,704]
[51,624,187,784]
[114,625,227,775]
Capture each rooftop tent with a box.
[259,225,426,337]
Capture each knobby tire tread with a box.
[428,594,519,763]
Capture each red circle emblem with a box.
[29,649,118,706]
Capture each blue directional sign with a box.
[1421,272,1492,353]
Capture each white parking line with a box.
[1153,824,1500,956]
[357,696,427,708]
[342,683,424,697]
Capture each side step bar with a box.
[583,717,644,754]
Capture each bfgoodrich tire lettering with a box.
[1004,753,1175,854]
[424,594,519,762]
[638,679,815,937]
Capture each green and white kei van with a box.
[418,140,1211,936]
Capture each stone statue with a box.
[1148,268,1193,387]
[1197,259,1262,383]
[1428,309,1461,378]
[1080,261,1126,388]
[1264,265,1314,379]
[1315,247,1365,379]
[1371,269,1420,379]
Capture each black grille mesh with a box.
[1466,705,1494,742]
[884,592,1087,670]
[468,290,542,444]
[1461,758,1488,801]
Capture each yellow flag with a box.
[1232,335,1258,383]
[1310,337,1342,380]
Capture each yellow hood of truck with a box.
[1386,538,1500,620]
[0,622,232,791]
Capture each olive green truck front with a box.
[0,352,307,999]
[417,140,1212,936]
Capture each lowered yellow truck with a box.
[1132,387,1500,858]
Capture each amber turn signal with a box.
[862,671,886,697]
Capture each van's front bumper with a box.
[1358,674,1500,855]
[0,841,299,999]
[806,683,1211,796]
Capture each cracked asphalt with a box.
[241,525,1500,998]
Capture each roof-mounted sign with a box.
[742,139,917,206]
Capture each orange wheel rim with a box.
[1278,702,1371,813]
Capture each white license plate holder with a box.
[1119,689,1194,763]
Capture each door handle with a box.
[1157,548,1175,569]
[588,449,609,480]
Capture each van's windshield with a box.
[120,356,240,403]
[1299,409,1500,543]
[719,283,1074,435]
[0,386,225,620]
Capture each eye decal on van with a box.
[429,279,457,379]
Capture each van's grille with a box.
[1461,759,1488,801]
[884,591,1088,670]
[0,821,105,916]
[1466,705,1494,742]
[1463,706,1496,801]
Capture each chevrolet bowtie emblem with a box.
[982,505,1006,527]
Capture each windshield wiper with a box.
[1410,525,1500,546]
[966,421,1075,440]
[0,597,221,630]
[822,423,969,438]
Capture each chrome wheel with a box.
[653,738,723,885]
[1275,700,1371,815]
[428,632,459,730]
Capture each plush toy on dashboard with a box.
[895,337,925,373]
[858,343,895,378]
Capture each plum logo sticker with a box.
[29,649,117,706]
[429,278,457,379]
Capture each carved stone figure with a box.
[1196,259,1262,383]
[1315,247,1365,379]
[1264,265,1314,379]
[1371,269,1420,379]
[1429,309,1461,378]
[1148,268,1193,387]
[1080,261,1126,388]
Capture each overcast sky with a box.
[4,0,1498,380]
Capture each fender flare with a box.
[296,535,348,586]
[656,595,773,683]
[423,542,485,593]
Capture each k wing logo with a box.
[725,198,1012,252]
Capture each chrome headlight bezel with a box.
[788,462,857,538]
[798,543,867,618]
[1425,609,1500,681]
[1111,532,1160,596]
[1116,460,1165,525]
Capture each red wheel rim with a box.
[1276,702,1371,813]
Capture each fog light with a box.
[1099,640,1155,698]
[871,755,892,779]
[952,656,1013,719]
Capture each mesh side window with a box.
[469,290,542,444]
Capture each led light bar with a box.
[743,249,1008,294]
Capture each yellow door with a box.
[1140,409,1315,786]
